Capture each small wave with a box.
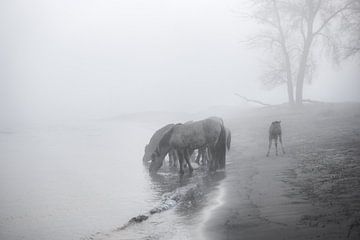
[117,183,202,231]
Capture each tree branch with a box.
[302,98,326,104]
[314,1,355,36]
[252,14,278,29]
[234,93,273,106]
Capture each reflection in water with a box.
[0,119,226,240]
[101,165,226,240]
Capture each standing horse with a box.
[143,123,193,169]
[149,117,227,174]
[266,121,285,157]
[195,126,230,166]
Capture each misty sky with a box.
[1,0,359,124]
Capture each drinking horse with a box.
[149,117,227,174]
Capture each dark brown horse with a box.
[149,117,227,174]
[195,127,230,165]
[143,124,193,169]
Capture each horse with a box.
[143,123,194,169]
[195,127,230,166]
[149,117,227,174]
[266,121,285,157]
[143,123,175,165]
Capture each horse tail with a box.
[215,123,227,169]
[226,128,231,151]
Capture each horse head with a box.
[143,123,174,165]
[149,125,175,173]
[142,144,150,163]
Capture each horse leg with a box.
[172,150,178,168]
[266,138,272,157]
[197,148,205,165]
[182,149,189,169]
[170,150,176,168]
[204,147,209,165]
[200,149,204,165]
[195,149,201,164]
[207,148,212,170]
[189,149,196,162]
[200,148,205,165]
[173,150,177,167]
[168,151,173,167]
[275,136,278,156]
[177,150,185,175]
[208,147,216,171]
[279,134,285,154]
[183,149,193,173]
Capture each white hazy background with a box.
[1,0,359,127]
[0,1,359,240]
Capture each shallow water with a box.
[0,119,225,240]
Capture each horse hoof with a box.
[179,170,184,175]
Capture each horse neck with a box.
[159,144,171,159]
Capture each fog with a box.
[1,1,360,240]
[1,0,359,127]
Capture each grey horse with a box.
[149,117,227,174]
[266,121,285,157]
[143,123,175,164]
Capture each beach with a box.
[204,103,360,240]
[1,103,359,240]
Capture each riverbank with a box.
[204,103,360,240]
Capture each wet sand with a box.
[204,103,360,240]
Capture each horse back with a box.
[269,122,282,139]
[170,118,222,149]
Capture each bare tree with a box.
[247,0,360,105]
[342,0,360,58]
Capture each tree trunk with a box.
[285,60,294,105]
[287,79,294,105]
[272,0,295,105]
[295,36,313,106]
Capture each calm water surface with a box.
[0,120,225,240]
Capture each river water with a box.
[0,118,225,240]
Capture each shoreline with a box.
[203,103,360,240]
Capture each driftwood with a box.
[235,93,326,106]
[234,93,273,107]
[302,99,327,104]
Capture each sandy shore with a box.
[204,103,360,240]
